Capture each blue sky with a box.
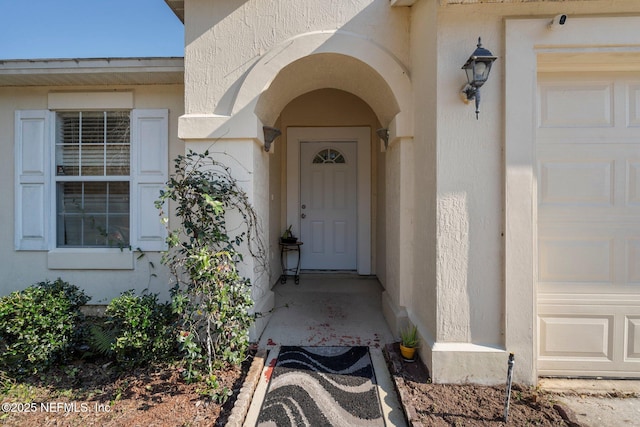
[0,0,184,60]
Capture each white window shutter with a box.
[131,109,169,251]
[15,110,51,250]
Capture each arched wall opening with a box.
[250,43,411,288]
[224,34,415,340]
[178,29,415,345]
[228,30,414,142]
[255,52,399,129]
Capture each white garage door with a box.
[537,72,640,377]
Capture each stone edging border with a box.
[552,403,586,427]
[225,348,267,427]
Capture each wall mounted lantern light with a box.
[263,126,281,152]
[461,37,497,119]
[376,128,389,150]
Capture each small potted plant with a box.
[400,325,419,362]
[280,225,297,244]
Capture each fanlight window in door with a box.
[312,148,346,164]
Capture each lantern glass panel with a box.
[474,62,487,81]
[465,65,475,84]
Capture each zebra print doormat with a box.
[256,346,384,426]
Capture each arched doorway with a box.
[223,31,413,342]
[228,31,412,279]
[253,50,405,277]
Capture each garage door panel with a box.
[537,147,636,214]
[628,162,640,205]
[627,239,640,284]
[538,302,640,375]
[630,84,640,126]
[539,315,613,359]
[539,237,613,283]
[539,225,640,288]
[538,78,640,141]
[539,82,613,128]
[539,161,613,206]
[626,317,640,360]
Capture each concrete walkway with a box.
[244,274,406,426]
[258,274,395,348]
[539,379,640,427]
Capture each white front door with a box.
[299,141,357,270]
[286,127,371,274]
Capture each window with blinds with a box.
[55,111,131,247]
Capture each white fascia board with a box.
[0,57,184,75]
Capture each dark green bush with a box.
[104,290,178,367]
[0,278,90,375]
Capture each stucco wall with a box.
[430,0,640,383]
[436,7,504,348]
[0,85,184,303]
[178,0,640,384]
[183,0,410,117]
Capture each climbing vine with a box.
[156,149,266,380]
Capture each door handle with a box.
[301,213,306,218]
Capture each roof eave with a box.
[165,0,184,23]
[0,57,184,87]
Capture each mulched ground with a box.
[2,343,579,426]
[0,356,251,427]
[384,343,571,426]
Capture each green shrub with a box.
[0,278,90,375]
[172,249,253,378]
[157,150,260,382]
[104,290,177,367]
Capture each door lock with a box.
[301,204,306,209]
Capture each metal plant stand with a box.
[280,241,303,284]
